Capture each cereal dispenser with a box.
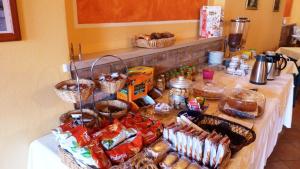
[228,17,250,52]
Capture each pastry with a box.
[146,140,171,158]
[150,32,162,39]
[186,163,201,169]
[193,82,224,99]
[226,90,258,112]
[171,157,190,169]
[160,153,179,168]
[161,32,175,38]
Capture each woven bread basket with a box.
[95,100,129,119]
[134,36,176,48]
[178,110,256,154]
[98,74,127,94]
[59,109,101,129]
[54,79,95,103]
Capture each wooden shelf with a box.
[71,37,224,70]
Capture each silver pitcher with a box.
[266,55,276,80]
[250,54,272,85]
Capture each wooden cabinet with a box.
[279,23,296,47]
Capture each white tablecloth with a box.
[28,72,294,169]
[214,73,294,169]
[277,47,300,67]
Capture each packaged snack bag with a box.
[70,125,92,147]
[92,119,137,150]
[106,132,143,164]
[88,140,112,169]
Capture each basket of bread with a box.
[134,32,176,48]
[59,109,101,130]
[91,55,128,94]
[95,100,130,119]
[54,79,95,103]
[98,73,127,94]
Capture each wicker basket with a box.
[54,79,95,103]
[134,36,176,49]
[95,100,129,119]
[58,146,92,169]
[178,110,256,154]
[98,74,127,94]
[59,109,101,129]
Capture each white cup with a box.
[208,51,224,65]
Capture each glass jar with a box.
[156,78,165,92]
[228,17,250,52]
[169,76,193,109]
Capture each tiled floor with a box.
[265,97,300,169]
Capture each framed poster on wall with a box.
[246,0,258,10]
[0,0,21,42]
[273,0,280,12]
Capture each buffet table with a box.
[28,69,295,169]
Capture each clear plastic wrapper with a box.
[215,136,231,169]
[163,122,176,141]
[192,131,208,162]
[202,132,217,166]
[176,126,190,154]
[219,88,265,118]
[193,82,224,100]
[209,134,222,168]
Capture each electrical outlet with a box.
[62,64,70,73]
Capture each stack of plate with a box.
[208,51,224,65]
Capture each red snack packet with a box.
[92,119,136,150]
[121,113,163,145]
[59,121,75,132]
[88,140,112,169]
[140,121,163,145]
[106,132,143,164]
[70,125,91,147]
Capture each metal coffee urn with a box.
[250,54,269,85]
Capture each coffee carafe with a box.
[266,55,276,80]
[274,53,287,76]
[250,54,269,85]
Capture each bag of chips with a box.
[92,119,137,150]
[88,140,112,169]
[106,132,143,164]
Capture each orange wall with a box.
[284,0,293,17]
[66,0,205,54]
[224,0,285,53]
[289,0,300,25]
[76,0,207,23]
